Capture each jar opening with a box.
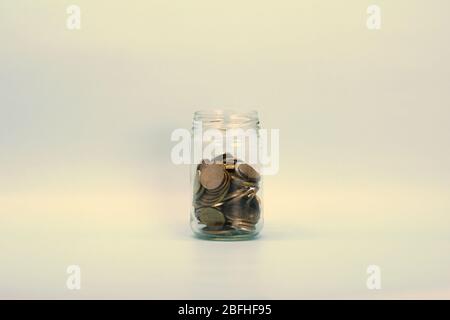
[194,109,258,119]
[193,109,259,129]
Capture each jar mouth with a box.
[193,109,259,122]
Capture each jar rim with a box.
[193,109,259,120]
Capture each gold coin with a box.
[200,171,230,204]
[197,207,225,229]
[236,163,260,182]
[200,164,226,190]
[202,225,235,235]
[193,170,202,194]
[225,163,236,171]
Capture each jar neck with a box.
[193,110,260,131]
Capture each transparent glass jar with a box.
[190,110,263,240]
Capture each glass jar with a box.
[190,110,263,240]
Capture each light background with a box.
[1,0,449,299]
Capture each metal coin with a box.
[231,220,256,233]
[223,202,243,221]
[230,174,258,188]
[197,207,225,229]
[193,170,202,194]
[224,195,260,226]
[202,225,235,235]
[225,163,236,171]
[222,188,254,203]
[236,163,260,182]
[245,195,261,223]
[200,164,226,190]
[202,171,230,203]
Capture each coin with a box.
[193,170,202,194]
[193,188,205,205]
[222,187,253,203]
[202,225,235,235]
[200,164,226,190]
[223,193,260,226]
[231,220,256,233]
[225,163,236,171]
[198,172,229,203]
[222,202,242,221]
[245,195,261,223]
[236,163,260,182]
[197,192,226,207]
[230,174,258,188]
[197,207,225,229]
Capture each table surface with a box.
[2,188,449,299]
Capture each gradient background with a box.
[1,0,449,299]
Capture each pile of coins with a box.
[193,153,261,235]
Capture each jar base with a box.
[195,233,258,241]
[193,231,260,241]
